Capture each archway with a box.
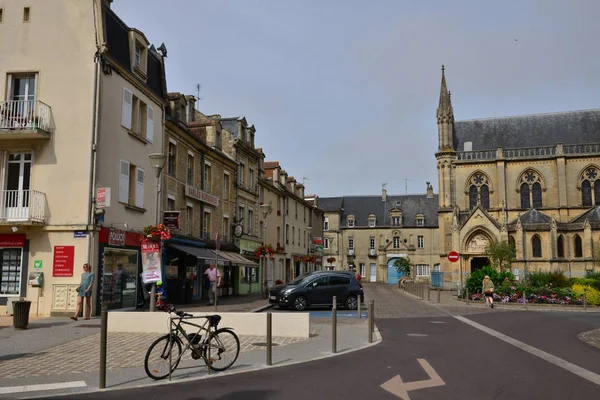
[387,257,407,284]
[471,257,489,271]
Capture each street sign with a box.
[448,251,459,263]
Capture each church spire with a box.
[436,65,455,151]
[437,65,453,117]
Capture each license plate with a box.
[270,296,276,300]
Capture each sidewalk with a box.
[177,292,273,313]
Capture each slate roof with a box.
[320,195,438,228]
[571,206,600,224]
[507,209,553,232]
[453,109,600,151]
[104,5,166,99]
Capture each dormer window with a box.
[390,210,402,227]
[416,213,425,226]
[368,214,376,228]
[347,215,355,228]
[129,29,150,78]
[134,45,142,68]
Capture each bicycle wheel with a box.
[144,334,183,380]
[204,328,240,372]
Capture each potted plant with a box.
[141,224,171,243]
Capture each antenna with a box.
[196,84,203,101]
[382,182,388,189]
[302,177,308,186]
[403,178,416,194]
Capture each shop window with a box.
[102,248,139,310]
[0,249,23,295]
[243,266,258,284]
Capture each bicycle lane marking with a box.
[454,315,600,386]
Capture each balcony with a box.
[0,190,46,225]
[0,100,53,140]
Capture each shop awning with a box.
[211,250,259,266]
[169,244,229,264]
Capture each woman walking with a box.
[482,275,495,309]
[71,263,95,321]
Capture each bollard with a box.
[427,286,431,301]
[357,295,361,319]
[368,299,374,343]
[99,309,107,389]
[584,292,587,311]
[214,288,218,312]
[420,285,424,299]
[332,296,337,354]
[466,287,469,305]
[523,290,527,310]
[437,287,440,304]
[267,312,272,365]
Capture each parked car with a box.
[269,271,364,311]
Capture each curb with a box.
[252,303,275,313]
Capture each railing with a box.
[0,100,53,133]
[0,190,46,223]
[563,143,600,155]
[503,146,556,159]
[456,150,496,161]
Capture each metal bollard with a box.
[99,309,107,389]
[332,296,337,354]
[523,290,527,310]
[427,286,431,301]
[357,295,361,319]
[584,292,587,311]
[267,312,272,365]
[466,287,469,305]
[368,299,374,343]
[437,287,440,303]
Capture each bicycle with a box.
[144,304,241,380]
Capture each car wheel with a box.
[293,296,307,311]
[346,295,358,310]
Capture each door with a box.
[4,153,32,221]
[6,74,37,128]
[369,263,377,282]
[387,258,406,284]
[306,275,330,305]
[328,274,351,304]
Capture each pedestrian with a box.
[482,275,495,309]
[71,263,95,321]
[203,264,221,305]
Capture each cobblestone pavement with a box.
[0,331,306,379]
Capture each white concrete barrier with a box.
[107,311,311,338]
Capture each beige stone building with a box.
[436,66,600,288]
[0,0,167,315]
[320,184,440,284]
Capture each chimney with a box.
[272,166,280,185]
[186,95,196,124]
[426,181,434,199]
[382,186,387,202]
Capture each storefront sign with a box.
[163,211,181,229]
[96,187,111,208]
[185,184,219,207]
[34,260,43,269]
[0,234,26,247]
[53,246,75,277]
[141,242,162,284]
[108,228,126,247]
[313,237,323,245]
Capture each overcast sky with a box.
[113,0,599,198]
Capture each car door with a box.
[306,275,330,305]
[328,275,351,304]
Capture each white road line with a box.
[454,315,600,386]
[0,381,87,395]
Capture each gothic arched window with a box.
[532,235,542,258]
[574,235,583,258]
[480,185,490,210]
[582,180,592,207]
[581,167,600,207]
[557,235,565,258]
[468,173,490,211]
[508,235,516,249]
[519,170,543,209]
[469,185,478,210]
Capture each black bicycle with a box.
[144,304,240,380]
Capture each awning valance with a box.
[169,244,228,264]
[212,250,259,266]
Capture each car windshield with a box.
[289,273,315,286]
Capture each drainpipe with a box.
[86,50,101,267]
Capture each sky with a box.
[113,0,600,198]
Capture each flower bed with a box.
[469,291,584,305]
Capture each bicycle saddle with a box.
[208,315,221,326]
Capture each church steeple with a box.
[436,65,454,151]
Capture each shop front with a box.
[0,234,28,308]
[238,238,262,294]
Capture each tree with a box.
[394,257,411,277]
[485,241,516,272]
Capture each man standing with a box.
[204,264,221,305]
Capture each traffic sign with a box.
[448,251,459,263]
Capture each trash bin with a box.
[13,300,32,329]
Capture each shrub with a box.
[527,270,570,288]
[571,284,600,306]
[465,266,515,295]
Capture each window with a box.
[324,217,329,231]
[121,88,154,142]
[23,7,30,22]
[167,141,176,176]
[0,249,23,295]
[416,218,424,226]
[292,227,295,244]
[186,205,193,235]
[238,163,245,186]
[520,170,543,209]
[187,153,194,185]
[532,182,542,208]
[295,202,298,219]
[348,237,354,250]
[277,226,281,245]
[581,167,600,206]
[286,224,289,244]
[118,160,144,208]
[204,163,211,192]
[468,173,490,210]
[247,209,253,235]
[348,217,355,228]
[532,235,542,258]
[134,45,142,69]
[368,218,376,228]
[392,216,401,226]
[249,169,254,191]
[416,264,430,276]
[469,185,478,210]
[223,173,230,200]
[393,237,400,249]
[329,275,350,285]
[417,235,424,248]
[369,236,375,249]
[238,206,244,222]
[167,197,175,211]
[0,8,3,23]
[324,237,330,249]
[557,235,565,258]
[359,263,366,278]
[223,217,229,239]
[304,208,307,223]
[285,198,289,215]
[480,185,490,210]
[582,180,592,207]
[574,235,583,258]
[277,197,281,214]
[508,235,516,249]
[203,211,210,239]
[520,183,530,209]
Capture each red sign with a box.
[448,251,460,263]
[0,234,26,247]
[108,228,126,247]
[53,246,75,277]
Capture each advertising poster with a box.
[141,242,162,284]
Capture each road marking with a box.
[455,315,600,386]
[0,381,87,395]
[381,358,445,400]
[429,321,446,324]
[406,333,428,337]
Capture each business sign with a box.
[53,246,75,277]
[185,184,219,207]
[96,187,111,208]
[141,242,162,284]
[0,234,26,247]
[313,237,323,245]
[108,228,126,247]
[163,211,181,230]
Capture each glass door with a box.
[4,153,32,221]
[7,74,37,128]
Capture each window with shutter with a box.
[135,167,145,208]
[121,89,133,129]
[119,160,130,203]
[146,106,154,142]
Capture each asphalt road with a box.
[46,311,600,400]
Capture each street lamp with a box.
[148,153,167,312]
[260,203,273,293]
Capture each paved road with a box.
[45,284,600,400]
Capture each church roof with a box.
[507,209,553,232]
[453,109,600,152]
[571,206,600,224]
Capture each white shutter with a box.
[119,160,130,203]
[135,167,145,208]
[121,88,132,129]
[146,106,154,143]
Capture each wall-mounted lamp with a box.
[11,226,18,233]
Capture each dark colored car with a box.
[268,271,364,311]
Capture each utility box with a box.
[28,271,44,287]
